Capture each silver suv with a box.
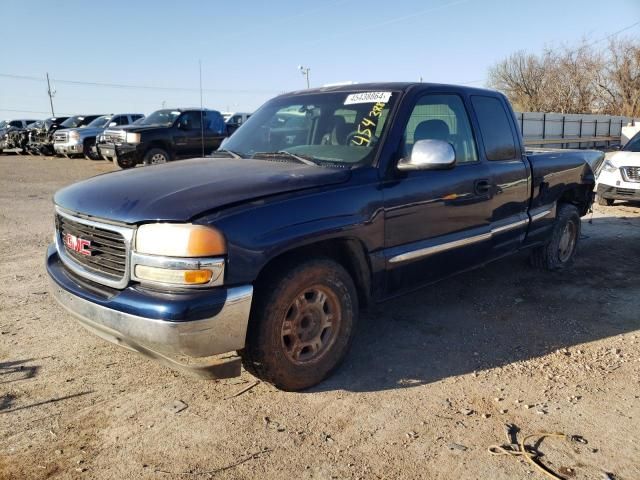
[54,113,144,158]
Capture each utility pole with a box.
[298,65,310,89]
[46,72,55,116]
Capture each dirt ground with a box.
[0,154,638,480]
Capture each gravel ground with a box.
[0,154,638,480]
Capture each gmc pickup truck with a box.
[97,108,228,168]
[53,113,144,159]
[47,83,603,390]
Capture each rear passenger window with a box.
[402,94,478,164]
[471,96,517,161]
[205,111,225,134]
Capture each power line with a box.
[0,72,279,95]
[0,108,73,115]
[584,20,640,48]
[303,0,473,47]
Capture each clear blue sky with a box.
[1,0,639,119]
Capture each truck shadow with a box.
[315,214,640,393]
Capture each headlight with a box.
[125,132,140,144]
[133,224,226,287]
[69,130,79,141]
[602,159,617,173]
[135,224,226,257]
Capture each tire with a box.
[597,195,614,206]
[241,259,358,391]
[115,155,136,169]
[530,203,581,271]
[83,139,98,160]
[143,148,169,166]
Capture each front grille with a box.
[616,188,635,196]
[102,129,126,144]
[56,214,128,282]
[621,166,640,183]
[54,131,68,143]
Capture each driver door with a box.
[173,112,203,156]
[382,92,493,295]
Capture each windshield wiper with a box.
[252,150,319,166]
[212,148,244,159]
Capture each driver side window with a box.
[402,94,478,164]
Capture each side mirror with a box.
[397,139,456,171]
[108,122,117,127]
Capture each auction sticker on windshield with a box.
[344,92,392,105]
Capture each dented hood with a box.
[54,157,351,224]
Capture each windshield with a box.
[86,116,111,128]
[139,109,181,126]
[623,132,640,152]
[221,90,398,166]
[60,116,84,128]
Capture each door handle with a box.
[474,179,492,196]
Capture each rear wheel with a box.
[143,148,169,166]
[241,259,358,391]
[530,203,581,270]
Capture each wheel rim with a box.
[150,153,167,164]
[558,221,577,262]
[280,286,341,364]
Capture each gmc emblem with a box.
[63,233,92,256]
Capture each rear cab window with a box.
[470,95,518,161]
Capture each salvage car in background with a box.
[0,118,38,153]
[25,117,69,155]
[4,121,39,153]
[47,82,604,390]
[25,116,70,155]
[98,108,228,168]
[54,113,144,159]
[596,130,640,205]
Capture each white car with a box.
[596,132,640,206]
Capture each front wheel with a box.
[530,203,581,270]
[241,259,358,391]
[597,195,614,206]
[83,139,99,160]
[115,155,137,169]
[143,148,169,166]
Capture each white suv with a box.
[596,132,640,206]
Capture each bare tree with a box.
[488,38,640,117]
[487,51,549,111]
[597,39,640,117]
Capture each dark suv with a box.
[98,108,229,168]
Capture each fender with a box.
[199,169,385,286]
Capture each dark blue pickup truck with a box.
[47,83,604,390]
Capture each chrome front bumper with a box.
[54,140,83,155]
[47,245,253,379]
